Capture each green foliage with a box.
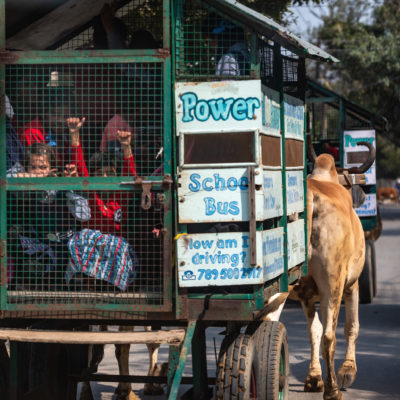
[240,0,324,21]
[312,0,400,178]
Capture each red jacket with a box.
[70,144,136,236]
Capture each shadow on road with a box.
[281,302,400,399]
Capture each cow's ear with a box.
[351,185,366,208]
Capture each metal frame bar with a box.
[1,1,174,315]
[168,320,197,400]
[0,0,7,311]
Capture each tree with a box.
[312,0,400,178]
[241,0,324,21]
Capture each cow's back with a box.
[307,178,365,285]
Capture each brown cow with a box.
[292,141,375,400]
[377,187,399,206]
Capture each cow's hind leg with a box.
[301,300,324,392]
[143,341,164,395]
[319,290,343,400]
[337,281,359,389]
[115,326,139,400]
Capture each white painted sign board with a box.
[287,219,306,268]
[263,170,284,219]
[286,170,304,214]
[178,168,263,223]
[355,193,377,217]
[175,80,262,133]
[344,130,376,185]
[284,94,305,141]
[262,227,285,281]
[177,229,284,287]
[262,86,281,136]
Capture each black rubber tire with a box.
[215,333,258,400]
[359,240,374,304]
[369,240,377,297]
[245,321,289,400]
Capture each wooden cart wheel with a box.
[246,321,289,400]
[359,240,374,304]
[215,333,259,400]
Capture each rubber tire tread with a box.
[368,240,377,297]
[245,321,273,399]
[359,241,373,304]
[215,333,256,400]
[266,322,289,400]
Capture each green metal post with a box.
[250,32,260,79]
[168,320,197,400]
[8,342,21,400]
[191,321,209,399]
[0,0,6,310]
[339,99,346,168]
[274,43,288,293]
[303,106,308,276]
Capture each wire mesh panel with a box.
[259,38,274,86]
[175,0,252,79]
[6,190,165,306]
[4,62,169,309]
[6,63,164,177]
[54,0,164,50]
[310,101,340,142]
[282,48,304,97]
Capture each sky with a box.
[287,4,330,39]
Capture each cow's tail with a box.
[306,188,314,259]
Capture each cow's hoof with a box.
[304,374,324,392]
[323,388,343,400]
[143,383,165,395]
[79,382,94,400]
[115,385,139,400]
[115,391,140,400]
[338,361,357,388]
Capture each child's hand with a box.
[116,130,132,146]
[63,164,78,177]
[66,117,86,146]
[116,130,133,158]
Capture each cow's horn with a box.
[347,141,376,174]
[306,133,317,163]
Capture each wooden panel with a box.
[184,132,254,164]
[285,139,304,167]
[261,135,281,167]
[0,328,185,345]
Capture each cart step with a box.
[0,328,185,345]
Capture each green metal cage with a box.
[1,0,336,319]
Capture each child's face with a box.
[27,154,51,176]
[94,167,116,177]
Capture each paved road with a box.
[88,206,400,399]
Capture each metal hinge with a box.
[0,239,6,258]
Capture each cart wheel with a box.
[247,321,289,400]
[359,240,374,304]
[215,333,258,400]
[370,240,377,297]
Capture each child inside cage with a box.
[66,117,138,290]
[18,71,76,162]
[7,142,91,290]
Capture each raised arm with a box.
[66,117,89,177]
[116,130,137,176]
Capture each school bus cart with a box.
[0,0,338,398]
[306,79,386,304]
